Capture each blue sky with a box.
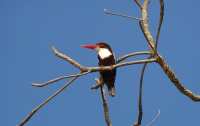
[1,0,200,126]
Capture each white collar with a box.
[98,48,112,59]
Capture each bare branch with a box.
[145,109,160,126]
[19,48,156,125]
[52,46,86,71]
[100,86,112,126]
[157,56,200,101]
[139,0,156,51]
[117,51,152,63]
[17,77,79,126]
[95,78,112,126]
[87,58,157,72]
[32,71,90,87]
[155,0,164,49]
[18,1,200,126]
[134,62,148,126]
[134,0,143,9]
[138,0,200,101]
[104,9,142,21]
[52,46,156,73]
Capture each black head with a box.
[96,42,113,53]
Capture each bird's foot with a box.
[91,84,101,90]
[91,78,103,90]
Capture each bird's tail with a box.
[108,87,115,97]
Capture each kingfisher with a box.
[81,42,116,97]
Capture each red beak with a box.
[80,44,97,50]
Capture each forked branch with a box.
[18,0,200,126]
[136,0,200,101]
[134,62,148,126]
[18,77,79,126]
[18,47,155,126]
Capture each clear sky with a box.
[1,0,200,126]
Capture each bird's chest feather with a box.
[98,55,116,83]
[98,48,112,59]
[97,48,116,83]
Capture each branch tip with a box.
[134,0,143,9]
[104,9,142,21]
[32,83,43,87]
[145,109,161,126]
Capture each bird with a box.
[81,42,116,97]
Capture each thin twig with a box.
[104,9,142,20]
[155,0,164,50]
[145,109,160,126]
[95,78,112,126]
[100,86,112,126]
[134,62,148,126]
[117,51,152,63]
[32,71,90,87]
[17,77,79,126]
[52,46,86,71]
[87,58,157,72]
[134,0,143,9]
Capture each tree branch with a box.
[137,0,200,101]
[95,78,112,126]
[145,109,160,126]
[18,1,200,126]
[52,47,155,72]
[18,47,155,126]
[116,51,152,63]
[134,0,143,9]
[134,63,148,126]
[155,0,164,49]
[52,46,86,71]
[32,71,90,87]
[104,9,142,21]
[18,76,79,126]
[87,58,156,72]
[138,0,156,51]
[157,56,200,101]
[100,86,112,126]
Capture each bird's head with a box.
[81,42,113,59]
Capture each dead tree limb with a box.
[95,78,112,126]
[17,47,155,126]
[134,0,143,9]
[157,56,200,101]
[18,77,78,126]
[104,9,142,20]
[145,109,160,126]
[134,0,164,125]
[100,86,112,126]
[18,0,200,126]
[155,0,164,49]
[134,62,148,126]
[32,72,90,87]
[137,0,200,101]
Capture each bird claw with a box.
[91,78,103,90]
[91,84,101,90]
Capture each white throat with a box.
[98,48,112,59]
